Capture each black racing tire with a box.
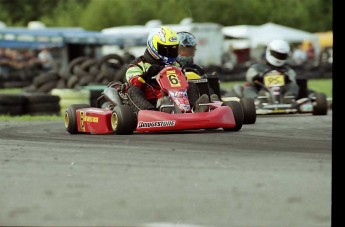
[100,64,114,80]
[59,66,70,80]
[89,65,100,77]
[312,92,328,115]
[78,75,94,86]
[32,72,59,87]
[0,104,24,116]
[36,80,57,93]
[64,104,91,134]
[0,94,25,105]
[67,75,79,88]
[95,70,107,83]
[106,62,122,70]
[111,105,136,135]
[223,101,244,131]
[23,93,60,103]
[73,65,90,78]
[99,53,125,66]
[24,103,60,115]
[68,57,89,76]
[239,97,256,124]
[56,78,67,89]
[0,94,25,115]
[80,59,99,71]
[23,84,37,93]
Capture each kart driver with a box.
[244,39,299,99]
[177,31,220,101]
[177,31,205,76]
[125,26,209,113]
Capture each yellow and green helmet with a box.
[147,26,179,64]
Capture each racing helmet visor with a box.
[270,49,288,60]
[157,43,179,58]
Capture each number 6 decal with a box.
[167,72,181,87]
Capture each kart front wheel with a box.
[64,104,91,134]
[111,105,136,135]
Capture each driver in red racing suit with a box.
[125,26,209,113]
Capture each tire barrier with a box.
[0,93,60,116]
[0,94,25,116]
[22,93,60,116]
[21,53,129,94]
[0,87,103,116]
[0,63,42,89]
[0,53,134,116]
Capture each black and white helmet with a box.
[265,39,290,67]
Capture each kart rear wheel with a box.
[64,104,91,134]
[312,92,328,115]
[223,101,244,131]
[240,97,256,124]
[111,105,136,135]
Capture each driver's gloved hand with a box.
[142,65,164,79]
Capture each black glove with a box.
[142,65,164,79]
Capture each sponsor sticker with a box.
[137,120,176,128]
[80,111,98,132]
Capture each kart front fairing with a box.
[136,106,235,132]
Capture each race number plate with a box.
[166,70,181,87]
[264,74,285,87]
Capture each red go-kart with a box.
[64,66,244,135]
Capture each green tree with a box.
[0,0,57,26]
[0,0,332,32]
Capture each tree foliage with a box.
[0,0,332,32]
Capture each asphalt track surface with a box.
[0,112,332,227]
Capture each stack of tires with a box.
[23,53,129,94]
[1,53,135,116]
[24,71,60,93]
[0,63,42,89]
[0,94,25,116]
[0,93,60,116]
[23,93,60,116]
